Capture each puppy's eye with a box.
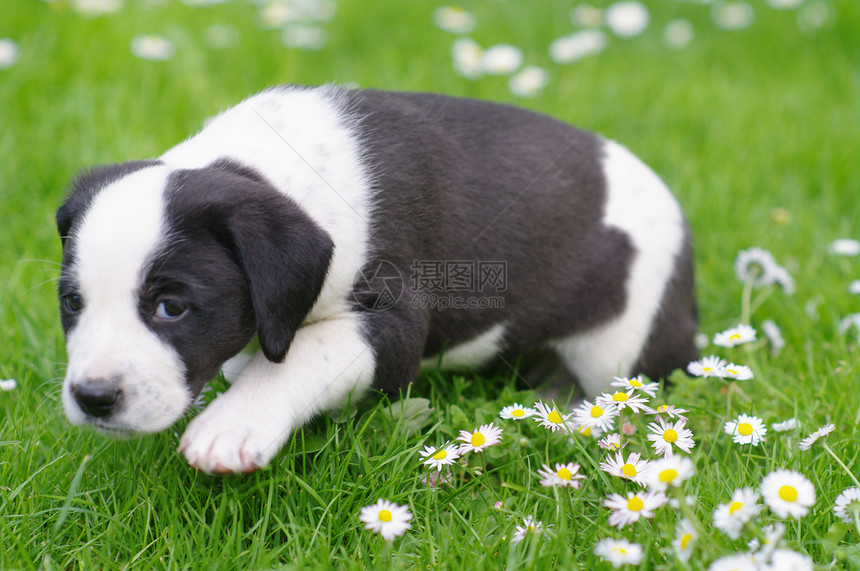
[155,300,188,321]
[61,293,84,314]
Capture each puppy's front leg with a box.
[179,314,375,473]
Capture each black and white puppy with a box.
[56,86,698,473]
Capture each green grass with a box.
[2,0,860,568]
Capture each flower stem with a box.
[822,442,860,488]
[741,278,754,325]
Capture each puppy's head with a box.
[56,160,333,435]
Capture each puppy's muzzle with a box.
[72,379,122,418]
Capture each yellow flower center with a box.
[680,533,693,549]
[471,433,485,447]
[659,469,678,483]
[703,367,713,374]
[557,467,572,480]
[627,496,644,512]
[658,405,669,412]
[727,368,738,376]
[511,409,524,418]
[612,547,628,555]
[729,333,742,342]
[579,426,592,437]
[547,411,563,424]
[729,501,743,515]
[621,463,637,478]
[612,392,629,402]
[663,429,678,443]
[738,422,753,436]
[630,379,643,387]
[432,449,447,460]
[779,485,798,502]
[590,406,603,418]
[379,510,392,522]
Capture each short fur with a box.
[57,86,698,473]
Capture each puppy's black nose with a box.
[73,381,121,418]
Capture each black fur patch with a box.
[341,90,637,392]
[57,160,162,334]
[148,161,334,392]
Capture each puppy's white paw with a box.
[179,396,288,474]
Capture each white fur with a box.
[179,314,375,473]
[161,87,373,321]
[63,167,192,432]
[552,139,685,396]
[420,323,507,369]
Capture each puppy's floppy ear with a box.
[223,191,334,363]
[172,161,334,363]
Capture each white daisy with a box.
[433,6,475,34]
[604,490,667,529]
[714,324,757,348]
[533,401,571,432]
[419,443,460,470]
[761,469,816,519]
[282,25,327,50]
[0,379,17,391]
[763,549,813,571]
[687,355,728,377]
[663,19,694,50]
[481,44,522,75]
[798,423,835,451]
[839,313,860,341]
[723,363,754,380]
[735,247,780,287]
[597,433,624,451]
[850,280,860,295]
[647,417,695,456]
[761,319,786,355]
[511,515,543,544]
[572,399,619,433]
[536,462,585,489]
[611,375,660,398]
[645,404,689,421]
[828,238,860,257]
[508,66,549,98]
[596,390,650,413]
[748,522,786,562]
[571,4,603,28]
[724,414,767,446]
[451,38,483,79]
[419,470,452,489]
[605,1,649,38]
[772,265,796,295]
[644,455,694,491]
[708,553,758,571]
[766,0,804,8]
[499,403,536,420]
[672,518,697,563]
[594,538,643,568]
[712,2,755,31]
[713,488,761,539]
[548,30,607,64]
[599,451,650,487]
[833,487,860,525]
[130,34,175,61]
[771,418,799,432]
[358,499,412,540]
[457,423,503,453]
[72,0,123,16]
[0,38,20,69]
